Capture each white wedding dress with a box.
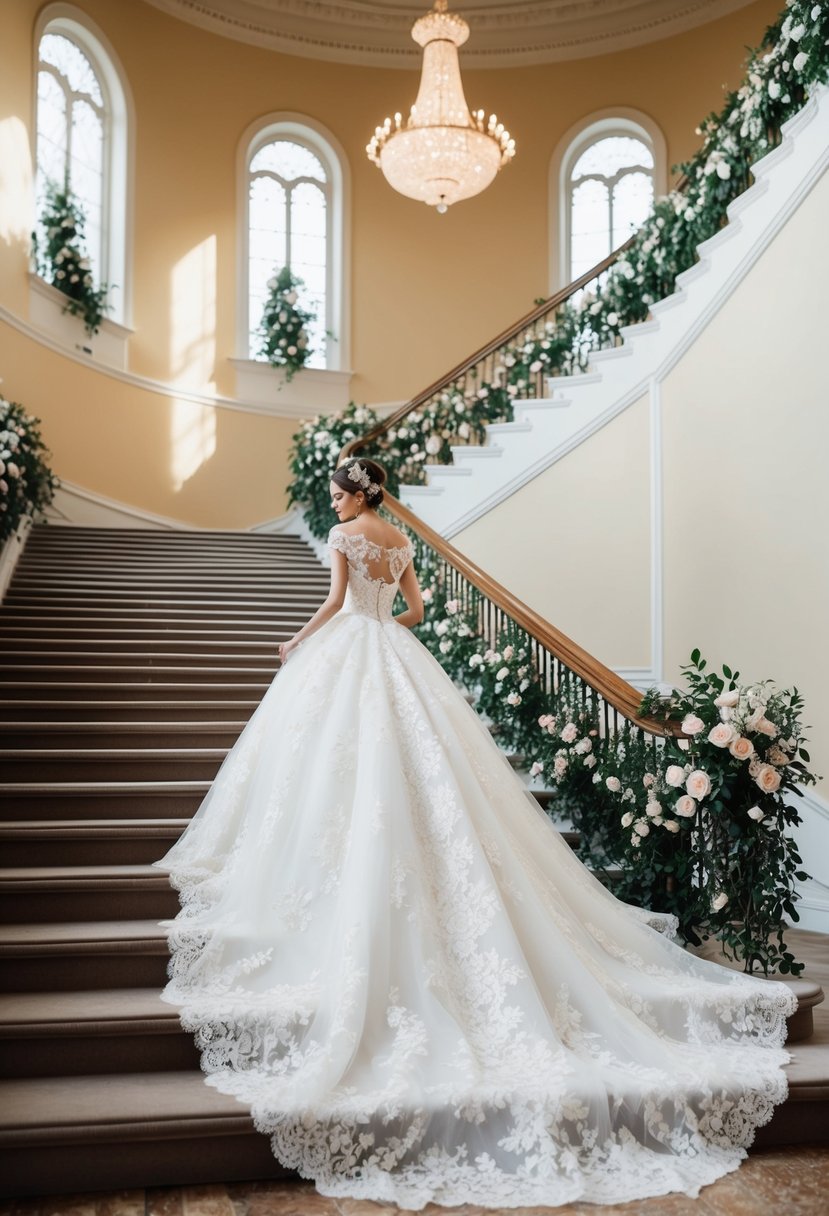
[154,527,796,1210]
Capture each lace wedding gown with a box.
[154,527,796,1210]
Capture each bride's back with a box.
[333,517,410,585]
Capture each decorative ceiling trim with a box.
[139,1,760,69]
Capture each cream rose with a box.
[621,810,634,828]
[681,714,705,735]
[665,765,686,788]
[606,776,621,793]
[685,770,711,799]
[674,794,697,818]
[755,717,778,737]
[711,892,729,912]
[708,722,736,748]
[664,819,680,833]
[755,764,782,794]
[633,820,650,837]
[714,690,740,708]
[747,805,764,821]
[560,723,578,744]
[729,736,754,761]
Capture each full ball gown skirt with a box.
[153,529,796,1210]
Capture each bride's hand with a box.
[278,638,299,666]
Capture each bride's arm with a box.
[278,550,348,664]
[394,561,424,629]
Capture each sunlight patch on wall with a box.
[0,117,33,248]
[170,235,217,391]
[169,397,217,492]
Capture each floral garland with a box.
[288,0,829,539]
[0,396,59,543]
[33,182,110,335]
[258,267,316,382]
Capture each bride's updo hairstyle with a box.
[331,457,387,508]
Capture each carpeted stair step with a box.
[0,748,230,782]
[0,699,261,723]
[0,634,293,653]
[0,780,210,819]
[0,988,200,1077]
[0,820,189,866]
[0,864,179,923]
[2,649,280,668]
[1,680,271,701]
[2,721,247,748]
[0,920,170,991]
[0,1070,290,1196]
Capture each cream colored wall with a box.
[455,396,653,670]
[661,165,829,790]
[0,0,781,526]
[0,320,298,526]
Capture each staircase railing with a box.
[385,494,683,746]
[342,238,637,474]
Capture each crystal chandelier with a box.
[366,0,515,213]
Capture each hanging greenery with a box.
[33,182,111,335]
[258,267,316,381]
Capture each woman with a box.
[155,457,795,1210]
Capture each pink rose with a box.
[708,723,736,748]
[665,765,686,788]
[529,761,544,777]
[560,723,578,744]
[755,764,782,793]
[674,794,697,818]
[729,736,754,761]
[554,755,569,778]
[682,714,705,735]
[633,820,650,837]
[714,690,740,708]
[756,718,778,737]
[606,776,621,793]
[685,770,711,799]
[538,714,555,729]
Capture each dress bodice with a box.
[327,527,414,622]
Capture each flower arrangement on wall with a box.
[258,267,316,381]
[0,397,58,544]
[288,0,829,539]
[33,182,111,335]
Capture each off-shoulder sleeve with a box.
[327,526,349,557]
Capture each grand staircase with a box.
[0,524,826,1197]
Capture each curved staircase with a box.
[0,524,826,1197]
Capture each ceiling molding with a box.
[140,0,760,69]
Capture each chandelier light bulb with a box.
[366,0,516,213]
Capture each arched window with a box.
[550,112,666,290]
[240,115,350,371]
[34,8,132,324]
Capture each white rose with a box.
[729,736,754,761]
[621,810,634,828]
[714,690,740,708]
[606,776,621,793]
[665,765,686,788]
[634,819,650,837]
[506,692,522,706]
[793,51,809,72]
[503,645,514,660]
[685,770,711,799]
[529,761,544,777]
[674,794,697,818]
[606,312,619,327]
[715,161,731,180]
[682,714,705,735]
[769,80,781,99]
[425,434,442,456]
[646,799,662,817]
[711,892,729,912]
[664,820,680,833]
[708,723,736,748]
[560,723,578,744]
[439,639,451,654]
[755,764,782,794]
[496,667,510,681]
[747,806,764,821]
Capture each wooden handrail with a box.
[342,237,637,460]
[384,493,682,739]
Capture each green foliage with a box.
[33,182,111,335]
[599,652,819,973]
[0,397,59,543]
[258,267,316,381]
[288,403,386,538]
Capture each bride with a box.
[154,456,796,1210]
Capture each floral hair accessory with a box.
[346,460,380,499]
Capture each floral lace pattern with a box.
[154,553,796,1210]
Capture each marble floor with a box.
[1,1146,827,1216]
